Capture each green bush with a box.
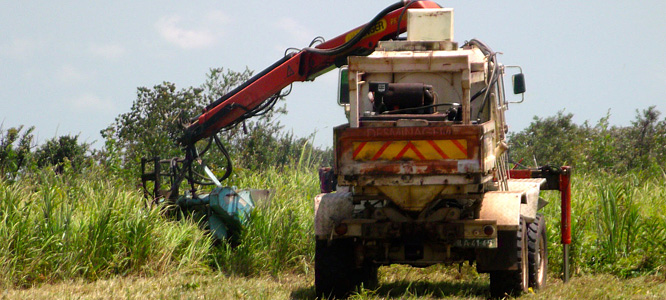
[3,143,666,289]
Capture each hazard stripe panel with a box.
[352,139,468,161]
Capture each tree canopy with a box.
[508,106,666,173]
[101,67,332,177]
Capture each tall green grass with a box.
[0,169,212,288]
[0,143,323,288]
[542,170,666,277]
[211,163,320,276]
[2,152,666,289]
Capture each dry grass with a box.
[5,266,666,300]
[2,272,309,300]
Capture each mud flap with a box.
[476,229,519,272]
[479,191,524,230]
[314,192,353,238]
[477,190,524,272]
[507,178,546,222]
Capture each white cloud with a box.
[276,17,315,44]
[155,10,230,49]
[56,64,88,84]
[67,93,115,112]
[89,43,126,59]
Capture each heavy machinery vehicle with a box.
[141,1,572,298]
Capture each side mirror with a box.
[506,65,525,104]
[512,73,526,94]
[337,66,350,105]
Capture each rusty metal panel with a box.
[479,191,525,230]
[376,185,445,211]
[343,173,489,187]
[335,124,484,177]
[340,161,460,176]
[478,121,496,173]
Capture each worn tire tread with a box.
[489,218,528,298]
[315,239,355,298]
[527,214,548,289]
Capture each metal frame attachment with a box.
[509,165,572,283]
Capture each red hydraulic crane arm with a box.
[180,1,441,146]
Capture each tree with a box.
[103,66,337,180]
[102,67,272,175]
[35,134,90,174]
[508,108,666,173]
[508,111,586,168]
[620,106,666,171]
[582,112,619,171]
[0,125,35,180]
[102,82,209,174]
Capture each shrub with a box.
[0,125,35,180]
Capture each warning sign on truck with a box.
[352,139,467,161]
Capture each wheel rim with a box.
[537,233,547,285]
[522,238,529,291]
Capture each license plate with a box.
[453,238,496,248]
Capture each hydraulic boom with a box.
[179,1,440,146]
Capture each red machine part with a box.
[559,166,572,244]
[508,169,531,179]
[181,1,441,145]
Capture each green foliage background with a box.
[508,107,666,173]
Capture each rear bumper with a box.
[329,218,497,249]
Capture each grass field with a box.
[5,266,666,299]
[1,163,666,299]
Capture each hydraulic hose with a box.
[302,1,406,56]
[466,39,499,116]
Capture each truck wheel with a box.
[528,214,548,289]
[315,239,356,298]
[360,261,379,290]
[489,219,528,298]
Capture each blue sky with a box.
[2,1,665,148]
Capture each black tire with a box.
[359,261,379,290]
[315,239,356,299]
[528,214,548,290]
[489,218,529,298]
